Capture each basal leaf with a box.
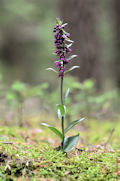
[41,123,63,140]
[46,68,57,73]
[64,118,85,134]
[63,134,79,152]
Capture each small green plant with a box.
[42,18,84,153]
[6,81,48,127]
[75,79,119,117]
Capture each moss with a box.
[0,120,120,180]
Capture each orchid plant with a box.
[42,18,84,153]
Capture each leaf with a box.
[64,105,66,114]
[62,29,67,35]
[66,43,73,48]
[41,123,63,140]
[68,55,77,61]
[67,66,80,72]
[64,118,85,134]
[66,38,74,43]
[83,79,94,89]
[57,104,66,116]
[46,68,57,73]
[0,172,5,179]
[63,134,79,152]
[63,33,74,43]
[64,88,70,101]
[61,23,68,27]
[57,109,62,120]
[12,81,26,92]
[56,18,62,25]
[6,92,16,101]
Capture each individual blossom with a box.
[64,59,69,64]
[54,61,61,68]
[66,47,72,54]
[66,33,70,38]
[59,67,66,77]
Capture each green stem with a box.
[61,77,64,105]
[61,77,64,149]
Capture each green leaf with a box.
[6,92,16,100]
[56,18,62,25]
[57,104,66,116]
[68,55,77,61]
[0,172,5,179]
[66,66,80,73]
[62,29,67,35]
[41,123,63,140]
[63,134,79,152]
[64,118,85,134]
[83,79,94,89]
[6,93,15,100]
[64,105,66,113]
[12,81,26,92]
[57,109,62,120]
[46,68,57,73]
[64,88,70,101]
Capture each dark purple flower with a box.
[59,67,66,77]
[53,24,60,32]
[54,38,57,43]
[59,39,63,44]
[53,21,72,77]
[64,59,69,64]
[62,35,66,39]
[66,47,72,54]
[56,49,62,56]
[55,32,59,38]
[53,28,56,32]
[58,26,62,30]
[66,33,70,38]
[54,43,60,48]
[54,61,61,68]
[60,57,65,61]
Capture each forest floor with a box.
[0,119,120,180]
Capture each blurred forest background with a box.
[0,0,120,126]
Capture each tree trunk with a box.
[60,0,102,89]
[113,0,120,88]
